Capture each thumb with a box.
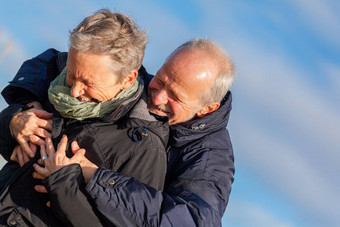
[32,109,53,119]
[71,141,80,155]
[70,148,86,163]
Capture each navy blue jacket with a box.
[1,49,235,226]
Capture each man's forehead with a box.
[168,50,215,84]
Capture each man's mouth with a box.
[147,92,173,116]
[149,105,172,117]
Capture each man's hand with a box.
[70,140,98,183]
[10,108,52,158]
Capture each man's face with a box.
[66,48,122,102]
[148,48,215,125]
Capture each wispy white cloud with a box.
[0,28,29,109]
[223,199,294,227]
[320,60,340,97]
[225,32,340,226]
[232,116,340,226]
[288,0,340,48]
[0,27,28,75]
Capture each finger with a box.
[35,127,52,139]
[71,141,80,154]
[32,171,46,180]
[33,163,49,178]
[23,150,30,165]
[37,119,53,133]
[34,185,48,193]
[10,151,18,163]
[70,148,86,163]
[45,138,55,157]
[56,135,68,155]
[16,147,24,167]
[19,141,34,158]
[40,144,47,159]
[32,109,53,120]
[46,201,51,208]
[29,134,45,146]
[29,143,38,155]
[10,145,20,162]
[37,158,45,166]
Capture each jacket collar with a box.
[169,91,232,147]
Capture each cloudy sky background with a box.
[0,1,339,226]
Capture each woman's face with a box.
[66,48,123,103]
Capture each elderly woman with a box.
[0,9,168,226]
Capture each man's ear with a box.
[122,69,138,89]
[197,102,220,118]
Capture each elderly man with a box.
[1,39,235,226]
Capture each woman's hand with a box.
[33,135,86,178]
[10,143,37,166]
[33,135,98,189]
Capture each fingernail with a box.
[73,141,79,149]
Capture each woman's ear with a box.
[197,102,220,118]
[122,69,138,89]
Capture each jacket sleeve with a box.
[44,164,109,227]
[1,48,61,105]
[85,146,235,227]
[0,104,31,160]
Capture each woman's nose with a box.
[70,81,85,97]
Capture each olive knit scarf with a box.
[48,68,139,120]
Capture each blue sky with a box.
[0,1,339,226]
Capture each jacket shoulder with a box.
[1,48,62,104]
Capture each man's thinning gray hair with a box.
[177,39,235,106]
[69,9,147,81]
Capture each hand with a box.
[33,184,51,208]
[33,136,98,208]
[33,135,86,178]
[70,140,98,183]
[10,107,53,158]
[10,143,37,166]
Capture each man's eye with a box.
[171,93,179,101]
[156,78,164,86]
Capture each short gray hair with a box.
[176,39,235,106]
[69,9,147,81]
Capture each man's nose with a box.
[152,89,168,105]
[70,81,85,97]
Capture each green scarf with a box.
[48,68,139,120]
